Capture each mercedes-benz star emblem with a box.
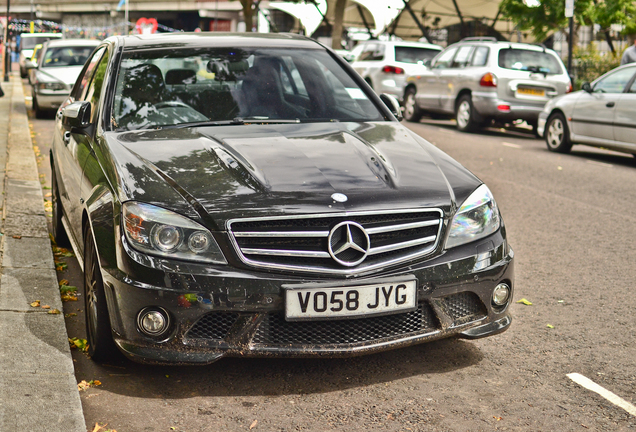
[327,221,370,267]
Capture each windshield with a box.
[394,46,439,64]
[21,36,61,50]
[498,49,563,74]
[112,47,384,131]
[42,46,96,68]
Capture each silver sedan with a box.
[538,63,636,157]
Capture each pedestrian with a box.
[621,36,636,65]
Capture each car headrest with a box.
[207,60,249,81]
[165,69,197,85]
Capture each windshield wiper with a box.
[232,117,301,124]
[155,117,301,130]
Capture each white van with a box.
[19,32,63,77]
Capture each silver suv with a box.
[403,37,571,133]
[348,40,442,102]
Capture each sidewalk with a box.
[0,74,85,431]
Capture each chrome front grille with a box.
[228,209,444,275]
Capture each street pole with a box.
[4,0,10,82]
[567,16,574,74]
[124,0,128,35]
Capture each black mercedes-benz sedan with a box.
[50,33,514,364]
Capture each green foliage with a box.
[500,0,591,41]
[573,44,621,89]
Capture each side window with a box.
[594,67,636,93]
[359,44,384,61]
[472,47,489,66]
[433,47,458,69]
[452,46,474,68]
[72,47,106,101]
[628,72,636,93]
[83,51,109,123]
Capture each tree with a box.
[238,0,255,32]
[584,0,636,53]
[499,0,591,42]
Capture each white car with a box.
[28,38,101,118]
[348,40,442,101]
[538,62,636,157]
[19,32,63,78]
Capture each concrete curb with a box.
[0,75,85,431]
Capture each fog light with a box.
[137,308,170,337]
[492,283,511,306]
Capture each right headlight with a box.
[123,201,227,264]
[445,184,500,249]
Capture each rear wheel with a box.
[84,224,119,362]
[50,162,70,247]
[455,95,479,132]
[545,113,572,153]
[403,88,422,123]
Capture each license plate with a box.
[284,279,417,321]
[517,87,545,96]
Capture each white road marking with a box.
[586,160,613,168]
[502,142,522,148]
[567,373,636,416]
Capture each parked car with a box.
[27,38,101,117]
[26,43,43,84]
[403,37,572,133]
[538,63,636,157]
[18,32,63,78]
[51,33,513,365]
[348,40,442,101]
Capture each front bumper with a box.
[537,111,549,138]
[472,91,547,122]
[33,90,67,110]
[102,232,514,365]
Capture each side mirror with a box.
[25,61,37,70]
[422,59,432,68]
[62,101,92,129]
[582,82,592,93]
[379,93,403,122]
[342,53,355,63]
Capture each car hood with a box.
[37,66,84,85]
[107,122,481,229]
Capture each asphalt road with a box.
[26,80,636,431]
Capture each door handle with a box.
[63,131,71,144]
[606,101,615,108]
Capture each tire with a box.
[403,88,422,123]
[50,162,70,247]
[32,92,45,119]
[455,94,479,132]
[84,224,119,362]
[545,113,572,153]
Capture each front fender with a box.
[85,184,118,272]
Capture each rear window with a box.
[394,46,439,64]
[498,49,563,75]
[42,46,96,68]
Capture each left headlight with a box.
[123,202,227,264]
[36,82,67,91]
[445,184,501,249]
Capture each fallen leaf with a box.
[91,422,103,432]
[65,313,77,318]
[546,324,554,329]
[516,298,533,306]
[12,235,21,239]
[30,300,41,307]
[48,309,61,314]
[69,337,88,352]
[59,279,69,286]
[494,416,503,421]
[60,285,78,294]
[41,305,51,309]
[78,379,102,391]
[557,166,563,170]
[61,294,78,302]
[250,419,258,429]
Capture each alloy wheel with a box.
[457,100,471,129]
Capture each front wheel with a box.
[455,95,479,132]
[50,162,69,247]
[84,224,119,362]
[403,88,422,123]
[545,113,572,153]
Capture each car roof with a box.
[44,38,101,48]
[113,32,322,51]
[21,32,62,38]
[361,40,441,50]
[453,38,552,53]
